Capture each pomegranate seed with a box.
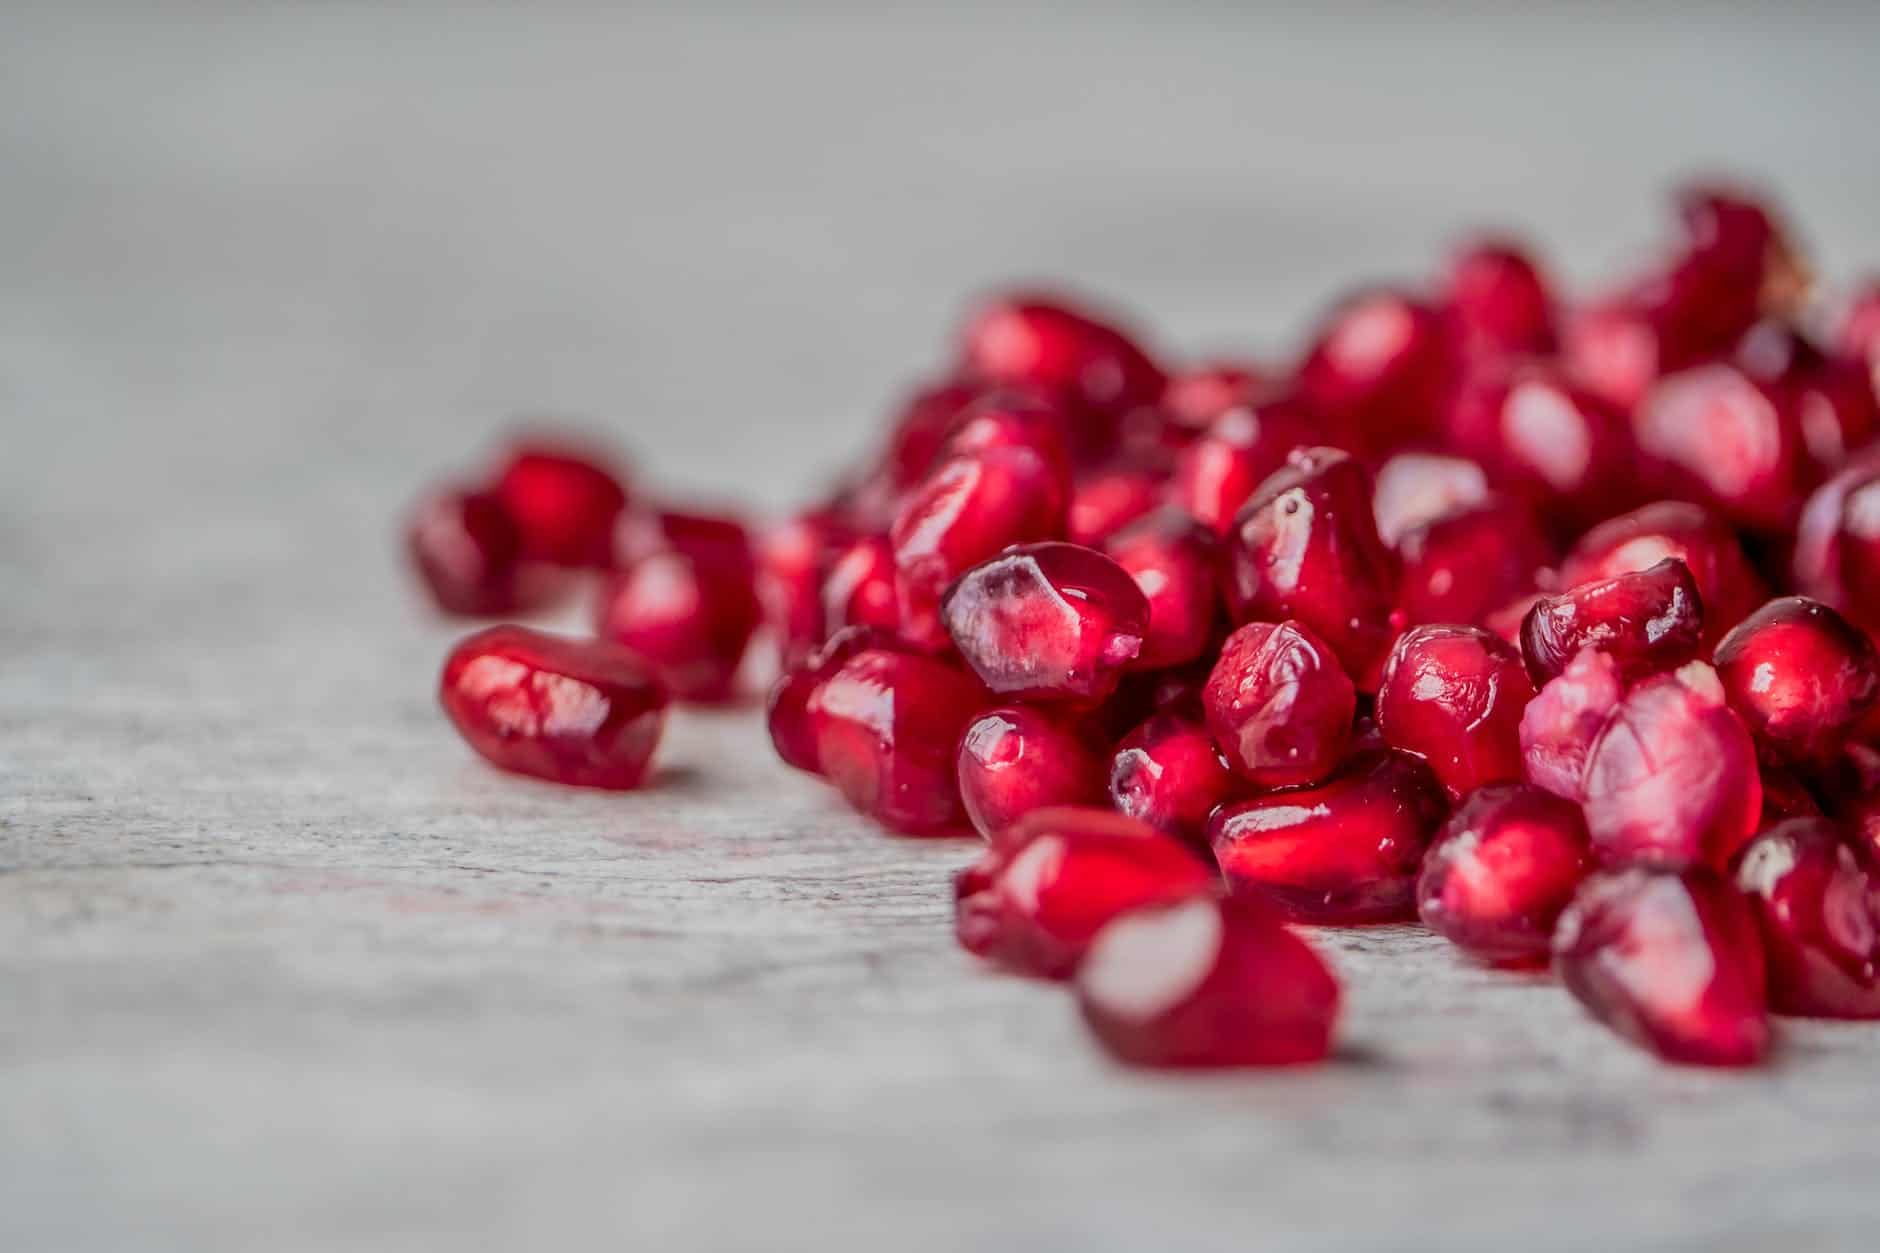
[1417,783,1592,965]
[1561,501,1766,644]
[439,625,667,790]
[1564,294,1680,413]
[1076,897,1340,1067]
[956,707,1107,840]
[820,533,901,636]
[492,440,628,567]
[1203,620,1356,789]
[954,806,1214,978]
[1297,289,1451,453]
[1581,662,1762,870]
[1370,452,1489,548]
[809,646,985,834]
[757,508,851,667]
[594,509,761,703]
[1170,397,1330,533]
[1068,466,1162,547]
[1396,500,1552,628]
[1735,320,1878,470]
[405,487,539,617]
[1223,446,1400,688]
[874,378,982,493]
[1794,447,1880,630]
[1442,237,1556,358]
[1553,867,1770,1066]
[1734,817,1880,1018]
[765,626,892,775]
[1210,749,1448,923]
[1109,711,1241,847]
[938,390,1074,481]
[1520,557,1704,686]
[1376,624,1535,800]
[1674,182,1805,322]
[1102,509,1220,670]
[1633,363,1811,533]
[1759,764,1825,827]
[940,542,1149,702]
[1161,361,1268,431]
[1519,647,1625,801]
[1713,597,1880,767]
[1444,367,1638,529]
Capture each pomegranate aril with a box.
[1297,289,1451,453]
[1553,866,1770,1067]
[1370,452,1489,548]
[405,487,535,617]
[1170,397,1330,533]
[492,440,629,567]
[940,541,1148,702]
[1376,624,1534,800]
[594,509,761,703]
[1560,500,1766,644]
[874,377,982,494]
[439,625,667,790]
[1519,647,1624,801]
[1417,783,1592,965]
[765,625,894,775]
[1203,619,1355,790]
[820,533,901,636]
[954,806,1215,978]
[957,708,1107,840]
[1109,711,1240,848]
[1442,237,1556,358]
[1210,749,1448,924]
[1103,510,1220,670]
[1395,500,1551,629]
[1734,817,1880,1018]
[1520,556,1704,687]
[1712,596,1880,767]
[1735,320,1878,470]
[1068,466,1162,547]
[937,390,1074,482]
[758,509,849,667]
[1443,367,1638,529]
[1076,897,1340,1068]
[1161,361,1268,431]
[1633,363,1811,533]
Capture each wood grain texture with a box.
[6,6,1880,1250]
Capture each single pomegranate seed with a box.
[1161,361,1268,431]
[1713,597,1880,767]
[757,508,851,667]
[1795,453,1880,635]
[1370,452,1489,548]
[1102,510,1220,669]
[491,440,628,567]
[937,390,1074,482]
[1444,368,1638,529]
[1519,647,1625,801]
[1376,624,1534,800]
[405,487,540,616]
[1169,397,1330,533]
[1735,320,1878,470]
[1203,620,1356,789]
[809,646,984,835]
[1553,866,1770,1067]
[940,542,1148,702]
[594,509,761,703]
[1297,289,1451,453]
[1395,500,1552,629]
[820,533,901,636]
[1417,783,1593,965]
[956,708,1107,840]
[765,626,892,775]
[954,807,1215,978]
[1520,557,1704,687]
[1581,662,1762,870]
[1674,182,1805,323]
[1223,446,1399,688]
[1561,501,1766,644]
[1442,237,1556,358]
[1563,294,1681,413]
[1210,749,1448,923]
[1068,466,1162,547]
[873,378,982,493]
[1734,817,1880,1018]
[1633,363,1811,533]
[1109,711,1241,847]
[439,625,667,790]
[1075,897,1340,1067]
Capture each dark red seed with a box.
[757,509,851,667]
[874,378,984,493]
[1442,237,1556,358]
[1417,783,1593,964]
[1068,467,1163,547]
[1713,597,1880,767]
[1633,363,1811,533]
[1734,320,1878,471]
[1376,624,1534,800]
[1102,510,1221,670]
[594,509,761,703]
[956,708,1107,840]
[820,533,902,637]
[406,487,539,617]
[1443,367,1638,529]
[1109,711,1241,847]
[1203,620,1356,789]
[492,440,628,567]
[1519,647,1624,801]
[1170,397,1330,533]
[1563,294,1681,413]
[1161,361,1269,431]
[1297,289,1451,454]
[1395,500,1552,629]
[765,626,894,775]
[1759,764,1825,828]
[1520,557,1704,686]
[1734,817,1880,1019]
[439,626,667,790]
[1560,501,1766,644]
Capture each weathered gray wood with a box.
[6,6,1880,1250]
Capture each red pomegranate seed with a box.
[1068,466,1163,547]
[1376,624,1535,800]
[938,391,1074,481]
[1564,294,1681,413]
[757,509,851,667]
[1075,897,1340,1067]
[1519,647,1625,801]
[1674,183,1804,323]
[820,533,901,637]
[1633,363,1811,533]
[1223,446,1400,688]
[1735,320,1878,470]
[1442,237,1556,358]
[1734,817,1880,1019]
[405,487,534,617]
[809,646,985,834]
[874,378,983,494]
[1297,289,1451,453]
[1444,367,1638,529]
[1210,749,1448,923]
[439,625,667,790]
[1102,510,1220,670]
[765,626,893,775]
[491,440,628,567]
[1169,397,1330,533]
[1581,662,1763,870]
[1417,783,1593,965]
[940,541,1149,702]
[1395,500,1552,629]
[954,806,1214,978]
[1560,500,1766,644]
[1109,711,1241,848]
[1553,866,1770,1066]
[594,509,761,703]
[1520,556,1704,687]
[1713,597,1880,767]
[1370,452,1489,548]
[1161,361,1268,431]
[1203,620,1356,789]
[956,707,1107,840]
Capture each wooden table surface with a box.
[7,6,1880,1249]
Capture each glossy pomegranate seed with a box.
[1633,363,1811,533]
[1370,452,1488,548]
[1102,510,1219,669]
[937,390,1074,481]
[1561,501,1766,644]
[1297,289,1451,453]
[1109,711,1240,847]
[1553,867,1770,1067]
[1518,647,1624,801]
[439,625,667,790]
[1734,817,1880,1018]
[1076,897,1340,1068]
[1444,367,1638,530]
[1169,397,1329,533]
[1068,466,1162,546]
[757,508,850,667]
[1581,662,1762,870]
[1395,500,1552,629]
[956,707,1107,840]
[1520,556,1704,687]
[1417,783,1593,965]
[594,509,761,703]
[809,646,984,834]
[1223,447,1399,688]
[1563,294,1680,413]
[940,542,1148,702]
[1203,620,1355,789]
[405,487,533,616]
[765,626,892,775]
[954,807,1214,978]
[890,447,1069,650]
[1161,361,1268,431]
[1442,237,1556,358]
[1210,749,1448,923]
[820,533,901,636]
[1376,624,1534,800]
[492,440,628,567]
[874,378,982,493]
[1713,597,1880,767]
[1674,182,1805,324]
[1734,320,1878,471]
[1794,451,1880,634]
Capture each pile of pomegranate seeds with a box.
[410,183,1880,1071]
